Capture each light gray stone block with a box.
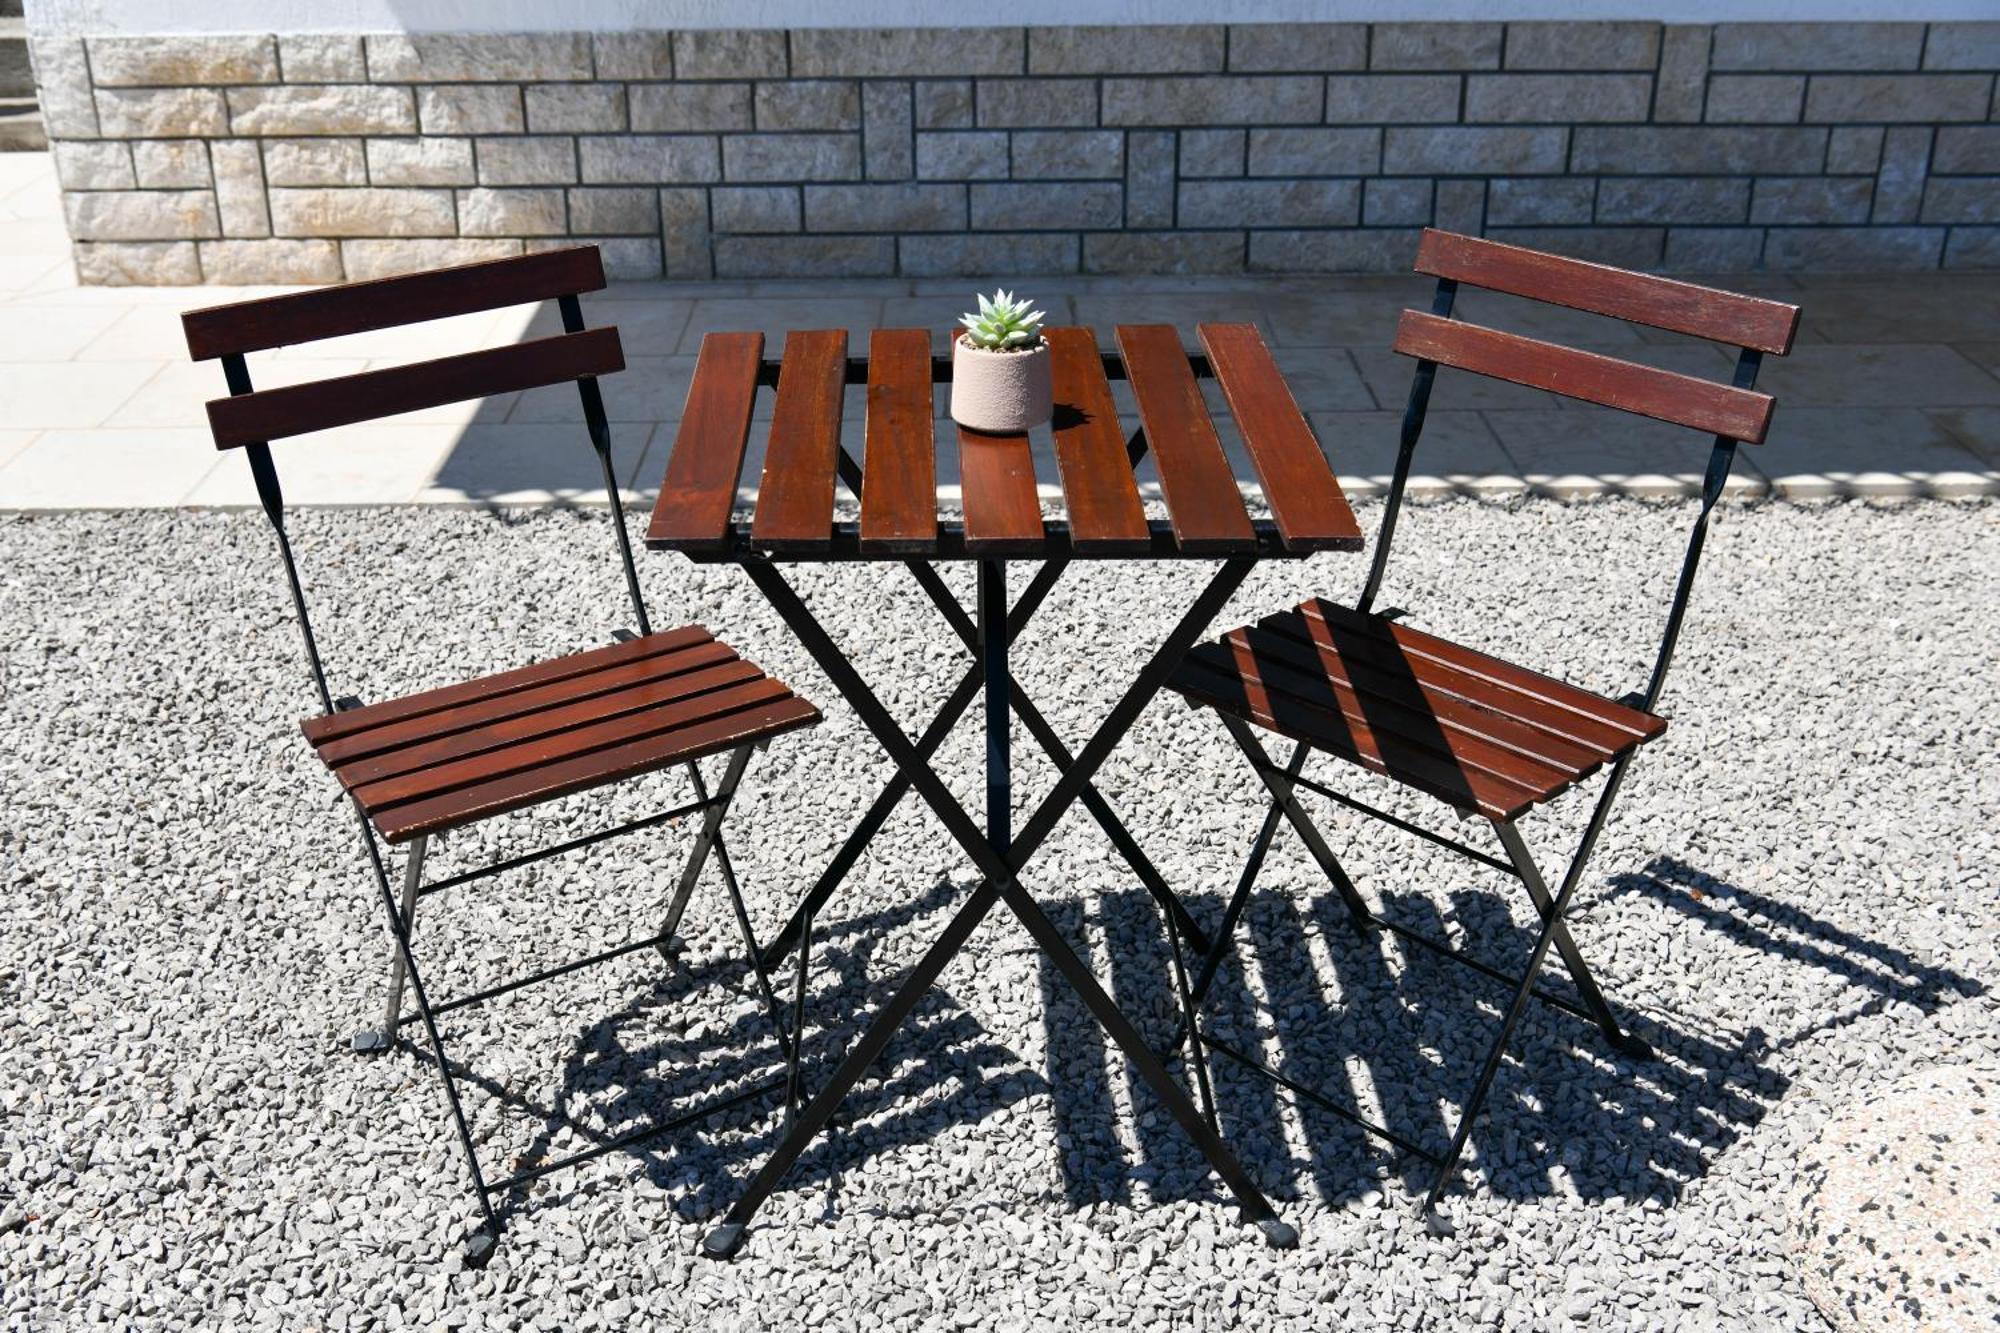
[1363,178,1433,226]
[65,189,220,241]
[1101,76,1323,126]
[1763,226,1944,269]
[1827,126,1885,174]
[1228,24,1366,72]
[1805,76,1993,124]
[1464,74,1651,123]
[864,82,914,180]
[591,33,674,81]
[1922,178,2000,224]
[1180,179,1359,227]
[227,86,415,136]
[365,34,592,83]
[1705,76,1806,124]
[1712,23,1925,71]
[88,36,278,87]
[29,38,99,139]
[1486,226,1664,267]
[1874,126,1934,223]
[581,135,722,184]
[52,142,134,191]
[659,187,714,277]
[1662,227,1765,271]
[713,235,893,277]
[1248,229,1413,273]
[1752,177,1873,225]
[899,232,1078,276]
[721,134,860,182]
[805,183,964,231]
[567,187,660,234]
[1943,227,2000,268]
[1924,22,2000,71]
[671,30,787,81]
[1179,130,1245,177]
[711,186,800,233]
[526,85,627,134]
[278,35,365,83]
[1571,127,1827,174]
[1488,177,1594,226]
[458,187,568,236]
[629,84,753,133]
[971,181,1122,230]
[1504,22,1660,70]
[975,80,1098,128]
[96,88,229,138]
[915,81,973,129]
[1086,231,1246,274]
[72,240,200,285]
[1011,130,1123,179]
[1125,130,1175,227]
[263,138,366,187]
[916,132,1009,180]
[1028,25,1223,75]
[476,137,577,186]
[1654,25,1709,124]
[418,87,524,136]
[1596,176,1750,224]
[1324,75,1460,124]
[341,238,522,281]
[1435,179,1486,234]
[790,28,1023,79]
[1934,126,2000,173]
[210,140,270,237]
[269,187,456,238]
[1246,127,1380,175]
[756,81,861,131]
[197,239,342,283]
[366,137,477,186]
[1371,24,1503,71]
[1383,126,1567,175]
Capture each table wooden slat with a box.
[859,328,938,553]
[646,331,763,550]
[1198,323,1361,552]
[751,329,848,552]
[1046,326,1149,553]
[956,423,1044,555]
[1114,324,1256,553]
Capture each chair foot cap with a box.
[463,1228,498,1267]
[1255,1218,1299,1249]
[1612,1032,1655,1061]
[701,1223,747,1260]
[351,1029,393,1055]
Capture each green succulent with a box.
[958,289,1047,350]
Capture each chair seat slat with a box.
[645,332,764,551]
[1115,324,1256,553]
[750,329,848,552]
[1046,326,1149,553]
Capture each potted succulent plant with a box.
[950,289,1052,434]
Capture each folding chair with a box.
[182,247,823,1261]
[1161,229,1800,1210]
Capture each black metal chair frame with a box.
[1163,270,1785,1212]
[192,261,815,1262]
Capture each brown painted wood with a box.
[859,328,938,554]
[183,246,606,361]
[1395,310,1776,442]
[1197,323,1361,552]
[1045,326,1149,553]
[1415,229,1799,356]
[301,625,715,744]
[204,327,623,449]
[957,419,1044,555]
[645,331,764,551]
[750,329,848,552]
[1114,324,1255,552]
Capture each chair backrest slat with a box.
[204,327,624,448]
[1393,310,1775,443]
[1415,229,1799,356]
[182,247,607,361]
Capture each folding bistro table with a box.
[645,322,1361,1257]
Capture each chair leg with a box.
[1218,717,1375,937]
[353,834,428,1055]
[655,745,756,950]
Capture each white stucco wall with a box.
[24,0,1999,35]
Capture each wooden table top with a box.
[644,322,1361,562]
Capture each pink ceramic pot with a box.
[950,336,1053,433]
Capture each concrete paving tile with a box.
[677,297,887,353]
[184,425,460,506]
[0,428,223,508]
[1453,288,1649,346]
[0,254,73,292]
[1264,285,1429,347]
[0,431,40,471]
[0,360,159,428]
[1746,406,1998,498]
[1756,345,2000,409]
[510,354,700,424]
[416,422,652,504]
[1793,279,2000,344]
[1483,407,1765,498]
[1071,291,1275,347]
[1952,343,2000,380]
[1352,345,1563,412]
[1307,409,1522,497]
[104,358,374,429]
[0,304,127,360]
[1269,346,1377,411]
[1929,407,2000,466]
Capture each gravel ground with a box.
[1,496,1995,1332]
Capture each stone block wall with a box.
[26,21,2000,283]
